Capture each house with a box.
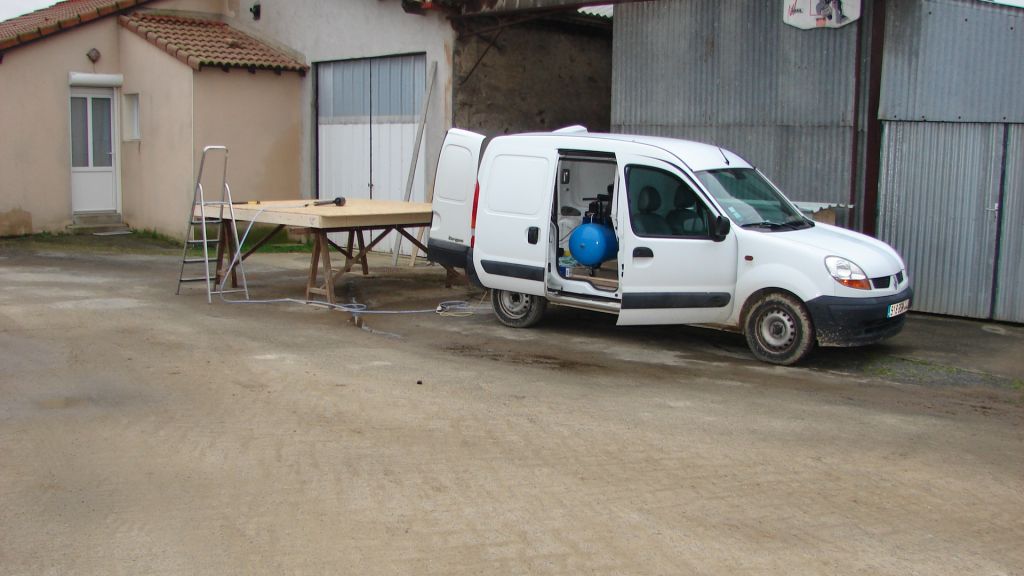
[0,0,307,238]
[1,0,612,245]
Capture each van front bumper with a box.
[805,287,913,347]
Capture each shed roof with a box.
[119,13,307,74]
[0,0,153,52]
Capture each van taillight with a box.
[470,181,480,247]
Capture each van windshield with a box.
[696,168,812,231]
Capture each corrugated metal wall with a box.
[612,0,858,204]
[876,0,1024,322]
[612,0,1023,322]
[994,126,1024,323]
[876,122,1004,318]
[880,0,1024,123]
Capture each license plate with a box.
[887,299,910,318]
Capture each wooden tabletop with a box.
[198,199,433,230]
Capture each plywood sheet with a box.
[196,199,433,230]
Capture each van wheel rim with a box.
[498,292,532,319]
[759,308,796,351]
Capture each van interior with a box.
[549,155,621,298]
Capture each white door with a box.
[70,88,118,213]
[472,143,557,297]
[317,55,426,254]
[616,157,739,326]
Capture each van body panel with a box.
[473,138,558,296]
[616,155,739,326]
[426,129,485,269]
[781,224,905,278]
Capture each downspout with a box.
[861,0,887,237]
[848,11,863,230]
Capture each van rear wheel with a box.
[744,292,815,365]
[492,289,547,328]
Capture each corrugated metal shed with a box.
[612,0,858,204]
[877,122,1004,319]
[880,0,1024,123]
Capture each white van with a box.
[427,127,912,365]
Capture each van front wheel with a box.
[744,292,815,365]
[492,289,547,328]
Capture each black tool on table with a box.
[311,197,345,207]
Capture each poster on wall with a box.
[784,0,861,29]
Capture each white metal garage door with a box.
[317,54,426,255]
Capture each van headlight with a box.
[825,256,871,290]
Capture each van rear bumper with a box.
[427,238,468,269]
[427,239,482,287]
[806,287,913,347]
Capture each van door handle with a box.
[527,226,539,244]
[633,247,653,258]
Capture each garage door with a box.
[877,122,1024,322]
[317,54,427,254]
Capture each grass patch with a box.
[238,225,312,253]
[0,230,180,254]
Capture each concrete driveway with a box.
[1,236,1022,575]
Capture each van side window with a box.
[626,166,710,238]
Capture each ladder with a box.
[176,145,249,303]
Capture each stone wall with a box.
[454,19,611,135]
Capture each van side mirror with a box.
[712,215,731,242]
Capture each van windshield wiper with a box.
[741,218,812,231]
[740,221,786,230]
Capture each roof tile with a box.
[0,0,152,47]
[119,12,307,74]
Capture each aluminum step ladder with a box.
[176,145,249,303]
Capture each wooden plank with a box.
[393,60,438,264]
[199,199,433,230]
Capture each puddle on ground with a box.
[36,396,87,410]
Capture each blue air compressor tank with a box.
[568,222,618,267]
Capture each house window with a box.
[123,93,141,140]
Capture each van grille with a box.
[869,270,906,290]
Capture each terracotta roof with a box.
[120,13,307,74]
[0,0,153,52]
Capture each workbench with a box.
[206,199,457,304]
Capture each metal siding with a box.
[880,0,1024,123]
[994,125,1024,322]
[877,122,1003,319]
[612,0,856,205]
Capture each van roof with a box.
[512,130,752,172]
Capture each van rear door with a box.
[427,129,485,269]
[472,138,557,297]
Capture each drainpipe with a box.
[861,0,887,237]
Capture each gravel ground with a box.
[1,235,1022,575]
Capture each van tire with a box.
[492,290,547,328]
[744,292,815,365]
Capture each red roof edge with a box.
[0,0,155,58]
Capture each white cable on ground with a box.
[213,203,490,318]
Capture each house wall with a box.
[454,19,611,135]
[221,0,455,200]
[0,18,122,235]
[118,25,195,238]
[193,69,303,206]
